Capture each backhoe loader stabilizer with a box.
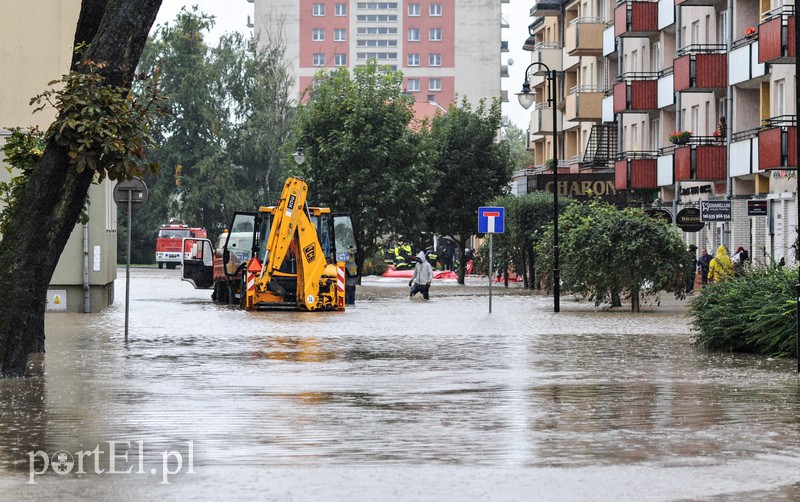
[242,177,350,312]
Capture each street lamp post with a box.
[292,135,319,205]
[517,62,560,313]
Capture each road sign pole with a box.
[125,190,132,343]
[489,233,493,314]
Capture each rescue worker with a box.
[409,251,434,300]
[707,245,734,284]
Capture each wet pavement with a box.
[1,267,800,500]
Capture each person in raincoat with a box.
[707,245,734,284]
[409,251,434,300]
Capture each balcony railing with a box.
[565,18,605,56]
[613,72,659,113]
[729,40,765,86]
[615,1,658,38]
[615,151,658,189]
[675,0,722,7]
[673,46,727,92]
[673,139,727,181]
[758,5,795,64]
[758,115,797,170]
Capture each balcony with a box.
[565,18,604,56]
[729,129,760,176]
[564,86,604,121]
[758,6,795,64]
[615,152,658,190]
[658,0,674,30]
[657,69,674,108]
[530,103,573,135]
[673,45,727,92]
[615,1,658,38]
[603,26,617,57]
[657,153,674,185]
[613,73,659,113]
[729,38,765,85]
[674,0,721,6]
[758,116,797,170]
[673,137,727,181]
[531,0,565,17]
[529,43,564,73]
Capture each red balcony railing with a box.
[613,73,658,113]
[673,45,727,92]
[758,6,795,64]
[614,152,658,190]
[614,1,658,37]
[758,116,797,170]
[673,138,727,181]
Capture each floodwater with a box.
[1,268,800,501]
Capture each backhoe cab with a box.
[181,177,357,311]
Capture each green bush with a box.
[361,251,388,276]
[689,264,797,356]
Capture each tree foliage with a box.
[291,60,434,270]
[504,122,535,172]
[124,7,295,263]
[427,98,512,284]
[535,200,694,312]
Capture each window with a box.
[631,123,639,150]
[691,105,700,133]
[429,28,442,41]
[408,28,420,41]
[334,29,346,42]
[313,53,325,66]
[313,4,325,16]
[358,27,398,35]
[717,11,727,44]
[334,54,347,66]
[335,3,347,16]
[650,118,660,149]
[691,21,700,45]
[430,3,442,16]
[429,53,441,66]
[407,79,420,92]
[776,79,785,116]
[313,29,325,41]
[429,78,441,91]
[408,3,420,16]
[651,42,661,72]
[408,53,420,66]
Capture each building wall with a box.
[255,0,500,109]
[0,0,116,313]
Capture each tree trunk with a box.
[630,287,641,313]
[0,0,162,377]
[455,239,466,285]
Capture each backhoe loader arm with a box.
[263,177,308,276]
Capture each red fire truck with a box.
[155,223,207,269]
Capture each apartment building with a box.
[254,0,504,110]
[521,0,798,264]
[0,0,117,313]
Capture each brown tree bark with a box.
[0,0,162,376]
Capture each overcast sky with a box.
[153,1,531,129]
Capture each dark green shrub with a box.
[361,251,388,276]
[689,264,797,356]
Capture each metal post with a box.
[125,189,132,343]
[489,233,493,313]
[795,10,800,373]
[551,70,560,313]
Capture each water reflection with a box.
[0,269,798,499]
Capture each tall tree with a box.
[535,200,694,312]
[427,98,513,284]
[504,122,535,172]
[291,61,434,272]
[0,0,163,377]
[126,8,295,262]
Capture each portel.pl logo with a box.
[26,441,194,485]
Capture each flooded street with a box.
[1,267,800,500]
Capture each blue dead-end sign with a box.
[478,206,505,234]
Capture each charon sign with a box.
[527,173,624,203]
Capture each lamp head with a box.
[293,146,305,166]
[516,81,536,110]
